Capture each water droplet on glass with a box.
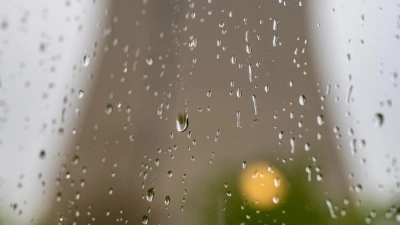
[248,64,253,82]
[355,184,363,192]
[373,113,384,127]
[237,111,242,128]
[252,95,258,115]
[246,44,252,54]
[236,87,242,98]
[274,178,281,187]
[167,171,173,177]
[304,143,311,151]
[272,195,280,204]
[105,104,113,115]
[273,20,279,30]
[142,215,149,225]
[146,56,153,65]
[395,208,400,223]
[231,55,237,64]
[326,199,338,219]
[78,90,84,99]
[146,188,155,202]
[39,150,46,159]
[82,55,90,67]
[165,196,170,206]
[207,90,212,97]
[176,113,188,132]
[317,115,325,126]
[299,95,307,106]
[264,84,270,93]
[290,137,295,153]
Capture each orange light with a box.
[239,162,286,209]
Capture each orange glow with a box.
[239,162,286,209]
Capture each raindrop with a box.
[299,95,307,106]
[167,171,173,177]
[274,178,281,187]
[231,55,237,64]
[105,104,113,115]
[146,188,155,202]
[242,161,247,169]
[326,199,337,219]
[272,195,280,204]
[290,137,295,153]
[304,143,311,151]
[246,44,252,54]
[39,150,46,159]
[317,115,325,126]
[207,90,212,97]
[264,84,270,93]
[355,184,363,193]
[146,56,153,65]
[165,196,170,206]
[142,215,149,225]
[248,64,253,82]
[56,192,62,202]
[373,113,384,127]
[176,113,189,132]
[252,95,258,115]
[78,90,84,98]
[279,131,284,139]
[82,55,90,67]
[237,111,242,128]
[236,88,242,98]
[272,20,279,30]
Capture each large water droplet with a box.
[326,199,338,219]
[167,170,173,177]
[142,215,149,225]
[264,84,270,93]
[82,55,90,67]
[105,104,113,115]
[146,56,153,65]
[274,178,281,187]
[246,44,252,53]
[317,115,325,126]
[299,95,307,106]
[176,113,188,132]
[146,188,155,202]
[304,143,311,151]
[272,194,280,204]
[231,55,237,64]
[373,113,384,127]
[165,196,170,206]
[236,87,242,98]
[78,90,84,98]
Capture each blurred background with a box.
[0,0,399,224]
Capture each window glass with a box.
[0,1,399,225]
